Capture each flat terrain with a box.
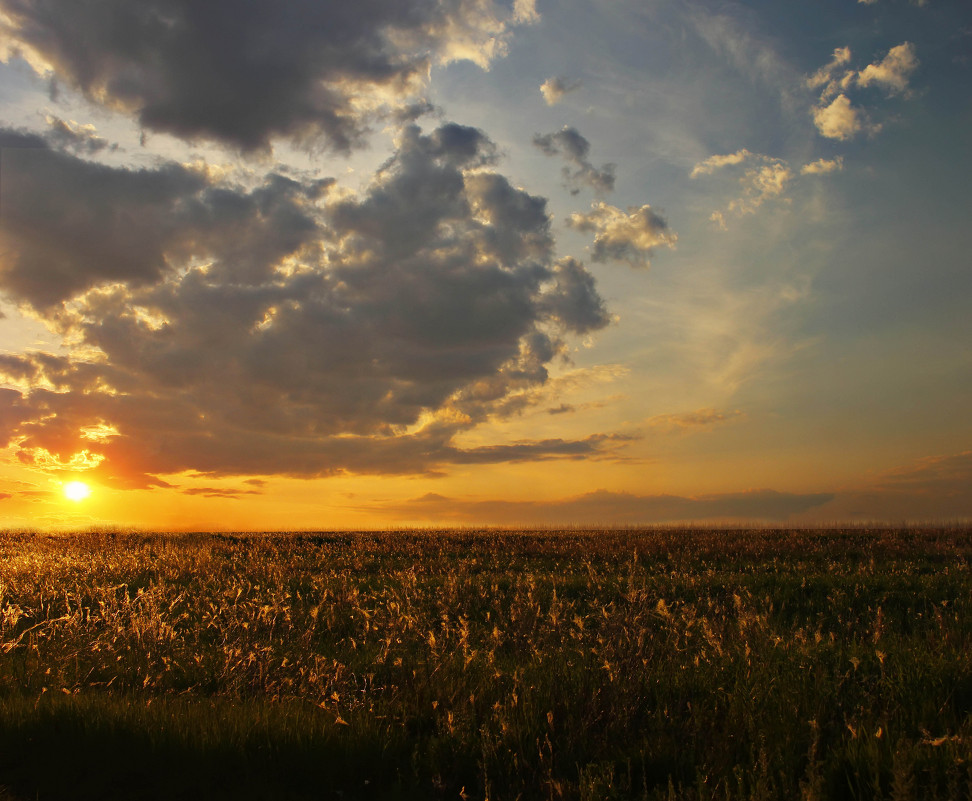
[1,527,971,800]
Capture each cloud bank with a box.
[377,447,972,526]
[0,123,617,487]
[380,488,836,525]
[0,0,538,153]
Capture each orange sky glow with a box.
[1,0,970,530]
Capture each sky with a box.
[0,0,970,530]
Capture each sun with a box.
[63,480,92,502]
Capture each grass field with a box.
[1,527,971,800]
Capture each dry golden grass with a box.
[0,527,971,800]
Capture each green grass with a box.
[1,527,971,799]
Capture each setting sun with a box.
[63,481,92,502]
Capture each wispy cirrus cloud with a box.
[691,148,845,228]
[181,486,264,499]
[646,408,744,432]
[690,149,794,229]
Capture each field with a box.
[1,527,972,800]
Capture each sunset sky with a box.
[1,0,970,530]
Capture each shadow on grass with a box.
[0,693,424,801]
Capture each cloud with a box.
[807,43,917,140]
[0,388,34,447]
[688,7,799,106]
[873,450,972,497]
[857,43,919,94]
[43,115,114,155]
[646,408,744,432]
[379,488,835,525]
[800,157,844,175]
[0,122,614,486]
[181,486,263,499]
[811,94,865,140]
[806,47,855,101]
[689,149,753,178]
[0,0,537,153]
[0,130,325,308]
[443,433,634,465]
[540,76,581,105]
[533,127,615,195]
[566,202,676,268]
[804,450,972,522]
[539,258,611,333]
[690,150,794,227]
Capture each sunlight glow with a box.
[64,481,92,502]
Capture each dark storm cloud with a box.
[533,127,615,195]
[381,488,836,525]
[0,0,534,153]
[0,130,324,307]
[0,127,45,149]
[0,123,613,486]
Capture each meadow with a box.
[1,526,971,800]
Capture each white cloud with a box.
[691,150,795,227]
[806,47,855,101]
[807,43,918,141]
[858,43,919,94]
[689,149,752,178]
[801,157,844,175]
[812,94,865,140]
